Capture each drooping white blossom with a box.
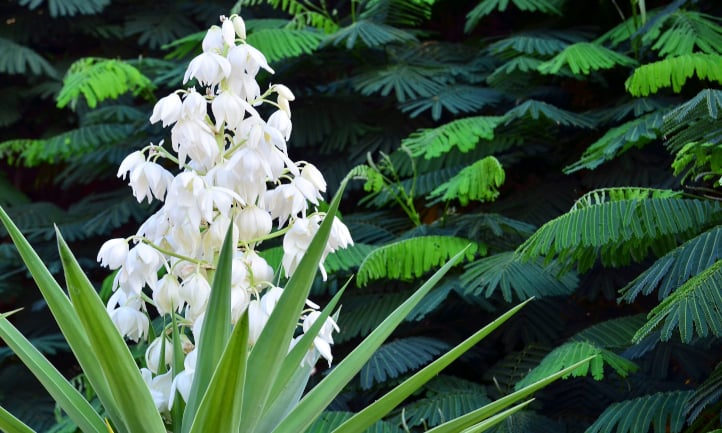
[100,14,354,417]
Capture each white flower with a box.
[302,311,339,366]
[266,184,310,228]
[106,290,149,342]
[243,250,274,287]
[221,16,236,47]
[247,299,267,346]
[282,216,321,278]
[121,242,165,293]
[232,15,246,40]
[235,205,272,242]
[227,44,274,78]
[230,286,250,324]
[149,93,183,127]
[117,150,145,180]
[268,109,292,140]
[183,51,231,86]
[145,336,173,374]
[153,274,184,316]
[97,238,129,269]
[128,160,174,203]
[180,273,212,321]
[141,369,173,413]
[202,26,224,53]
[211,90,249,131]
[301,163,327,193]
[329,217,354,251]
[170,349,197,405]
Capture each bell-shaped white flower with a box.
[117,151,145,180]
[202,26,224,53]
[232,15,246,40]
[180,273,212,321]
[106,290,149,342]
[149,93,183,127]
[282,216,321,278]
[244,250,274,287]
[141,369,173,413]
[183,51,231,86]
[97,238,129,269]
[128,160,174,203]
[268,109,292,140]
[221,17,236,47]
[145,336,173,374]
[302,310,339,366]
[212,90,249,131]
[228,44,274,77]
[247,299,267,346]
[235,205,272,242]
[153,273,184,316]
[301,162,327,193]
[170,349,197,406]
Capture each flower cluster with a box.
[97,14,352,414]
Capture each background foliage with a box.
[1,0,722,432]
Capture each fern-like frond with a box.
[0,38,57,77]
[516,191,722,272]
[353,63,446,103]
[585,390,693,433]
[633,259,722,343]
[360,337,450,389]
[502,99,596,128]
[343,211,412,244]
[427,156,505,205]
[686,362,722,423]
[324,19,416,49]
[486,56,544,86]
[57,58,154,109]
[240,0,338,32]
[396,375,491,428]
[538,42,637,76]
[571,315,646,350]
[247,27,324,62]
[0,333,68,363]
[306,411,396,433]
[0,174,30,206]
[484,344,551,394]
[644,11,722,57]
[488,411,563,433]
[356,235,481,286]
[465,0,561,33]
[18,0,109,16]
[564,112,664,173]
[621,226,722,303]
[322,243,376,274]
[337,292,409,342]
[663,88,722,141]
[461,251,578,301]
[488,32,582,56]
[625,53,722,97]
[361,0,434,27]
[404,116,502,159]
[515,341,638,390]
[400,85,504,120]
[124,7,198,50]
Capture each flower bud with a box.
[145,336,173,374]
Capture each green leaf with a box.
[188,312,248,433]
[633,259,722,343]
[538,42,637,75]
[56,229,166,433]
[239,178,347,432]
[324,19,416,49]
[643,11,722,57]
[0,38,57,77]
[18,0,110,17]
[357,235,480,286]
[428,156,506,205]
[514,341,638,389]
[404,116,501,159]
[502,100,596,129]
[247,27,324,62]
[465,0,561,33]
[182,223,234,431]
[353,63,446,103]
[400,86,504,120]
[0,314,106,433]
[461,251,578,301]
[273,247,471,433]
[585,390,693,433]
[625,53,722,96]
[0,207,127,433]
[0,403,37,433]
[57,58,154,109]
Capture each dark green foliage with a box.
[585,390,693,433]
[360,337,450,389]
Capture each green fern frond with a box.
[428,156,505,205]
[538,42,637,76]
[502,99,596,128]
[488,32,581,56]
[515,341,638,390]
[643,11,722,57]
[401,85,504,120]
[247,27,324,62]
[686,362,722,423]
[125,9,199,50]
[360,337,450,389]
[564,112,663,173]
[571,187,682,210]
[633,259,722,343]
[585,390,693,433]
[663,89,722,149]
[0,174,29,206]
[353,63,446,103]
[486,56,544,86]
[337,292,409,342]
[322,243,376,274]
[626,53,722,97]
[356,235,481,286]
[397,376,491,428]
[240,0,338,32]
[61,192,149,241]
[361,0,434,27]
[620,226,722,303]
[343,211,411,244]
[18,0,109,16]
[324,19,416,49]
[484,344,551,394]
[516,192,722,271]
[306,411,396,433]
[404,116,502,159]
[0,333,68,363]
[0,38,57,77]
[461,251,578,301]
[488,411,563,433]
[570,315,646,350]
[465,0,561,33]
[57,58,154,109]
